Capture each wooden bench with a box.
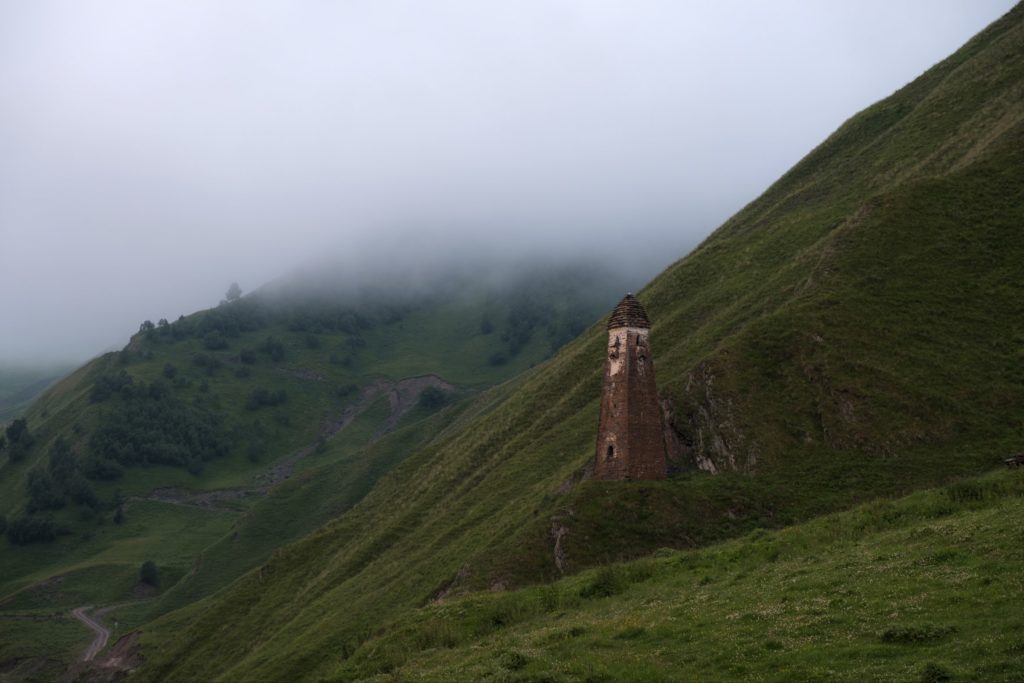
[1005,453,1024,467]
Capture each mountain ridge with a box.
[133,6,1024,681]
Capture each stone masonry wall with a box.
[593,325,668,480]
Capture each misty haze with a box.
[0,1,1009,364]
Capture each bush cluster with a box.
[880,624,957,644]
[140,560,160,587]
[417,386,451,411]
[6,514,65,545]
[136,295,391,351]
[2,418,33,463]
[89,378,229,475]
[245,388,289,411]
[24,439,99,514]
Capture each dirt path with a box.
[70,606,109,662]
[137,373,458,505]
[259,374,456,486]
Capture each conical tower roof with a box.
[607,293,651,330]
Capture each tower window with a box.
[606,444,615,460]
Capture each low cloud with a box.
[0,0,1013,363]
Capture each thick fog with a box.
[0,1,1014,364]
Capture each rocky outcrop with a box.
[550,519,570,574]
[668,361,761,474]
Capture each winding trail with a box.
[71,606,109,662]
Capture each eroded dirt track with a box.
[70,607,109,662]
[135,373,458,506]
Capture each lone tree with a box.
[4,418,33,462]
[225,282,242,302]
[5,418,29,445]
[140,560,159,586]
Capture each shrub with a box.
[245,388,288,411]
[614,626,647,640]
[335,384,358,399]
[193,353,222,376]
[262,337,285,362]
[4,418,34,462]
[6,514,61,545]
[497,650,528,671]
[67,475,99,508]
[880,625,956,644]
[417,386,451,411]
[203,332,229,350]
[920,663,953,683]
[140,560,159,587]
[163,363,177,379]
[4,418,30,445]
[26,467,65,512]
[412,619,459,650]
[247,440,266,463]
[7,440,31,463]
[48,439,76,485]
[239,349,257,365]
[539,585,561,612]
[946,479,1006,504]
[580,566,625,599]
[83,455,123,481]
[90,371,133,403]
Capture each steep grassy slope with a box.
[136,6,1024,681]
[0,262,627,670]
[339,470,1024,683]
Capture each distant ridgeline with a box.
[134,263,613,368]
[0,260,633,546]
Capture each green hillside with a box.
[340,469,1024,682]
[133,6,1024,681]
[0,261,630,674]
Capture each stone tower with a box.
[593,293,668,480]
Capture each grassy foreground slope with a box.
[341,470,1024,682]
[140,6,1024,681]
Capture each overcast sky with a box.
[0,1,1014,364]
